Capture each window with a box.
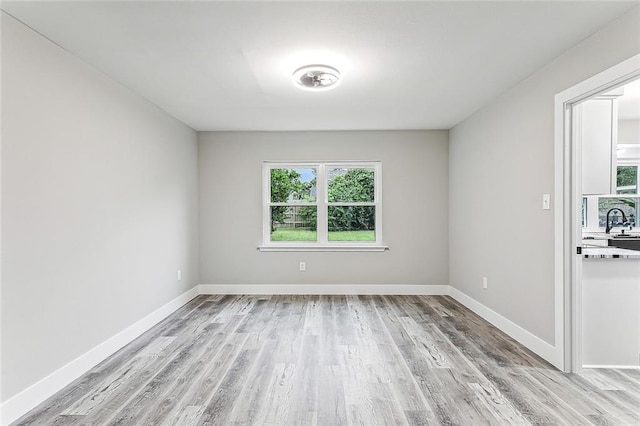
[260,162,385,251]
[617,165,639,194]
[598,197,638,229]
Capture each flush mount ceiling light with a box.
[292,64,341,91]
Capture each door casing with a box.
[554,53,640,372]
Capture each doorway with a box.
[554,53,640,373]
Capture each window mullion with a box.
[316,164,328,244]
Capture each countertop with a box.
[582,231,640,258]
[582,245,640,259]
[582,231,640,240]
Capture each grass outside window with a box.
[270,228,375,242]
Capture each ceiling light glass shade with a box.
[292,65,341,90]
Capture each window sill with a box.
[257,245,389,252]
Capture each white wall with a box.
[1,13,199,402]
[449,7,640,344]
[199,130,448,286]
[618,119,640,145]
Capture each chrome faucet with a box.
[605,208,627,234]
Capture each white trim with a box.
[198,283,448,295]
[554,53,640,373]
[554,98,571,371]
[448,287,560,368]
[257,245,389,252]
[0,286,199,426]
[582,365,640,370]
[2,283,567,425]
[571,101,585,372]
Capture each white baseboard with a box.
[0,286,199,426]
[2,283,561,425]
[582,365,640,370]
[448,286,560,368]
[198,283,450,295]
[200,284,560,368]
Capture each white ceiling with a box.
[2,1,638,131]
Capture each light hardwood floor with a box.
[13,295,640,425]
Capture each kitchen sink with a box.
[608,238,640,251]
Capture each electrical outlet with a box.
[482,277,488,289]
[299,262,306,272]
[177,270,182,281]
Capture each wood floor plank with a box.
[12,298,216,425]
[12,295,640,426]
[104,324,228,424]
[486,365,593,425]
[368,381,410,426]
[252,363,296,425]
[316,364,348,426]
[334,295,358,346]
[430,316,585,424]
[171,405,204,426]
[228,339,279,424]
[319,295,340,366]
[96,307,229,422]
[399,316,450,369]
[375,299,468,425]
[196,347,260,425]
[359,297,440,422]
[338,345,380,426]
[162,331,250,423]
[211,294,259,324]
[599,368,640,397]
[303,298,322,336]
[468,382,531,425]
[286,334,320,425]
[234,297,273,334]
[80,300,228,425]
[136,320,248,425]
[522,367,610,419]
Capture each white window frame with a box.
[259,161,387,252]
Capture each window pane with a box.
[617,166,638,194]
[270,206,317,241]
[327,167,374,202]
[598,197,638,228]
[328,206,375,241]
[270,168,317,203]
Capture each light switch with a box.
[542,194,551,210]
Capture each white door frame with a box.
[554,53,640,372]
